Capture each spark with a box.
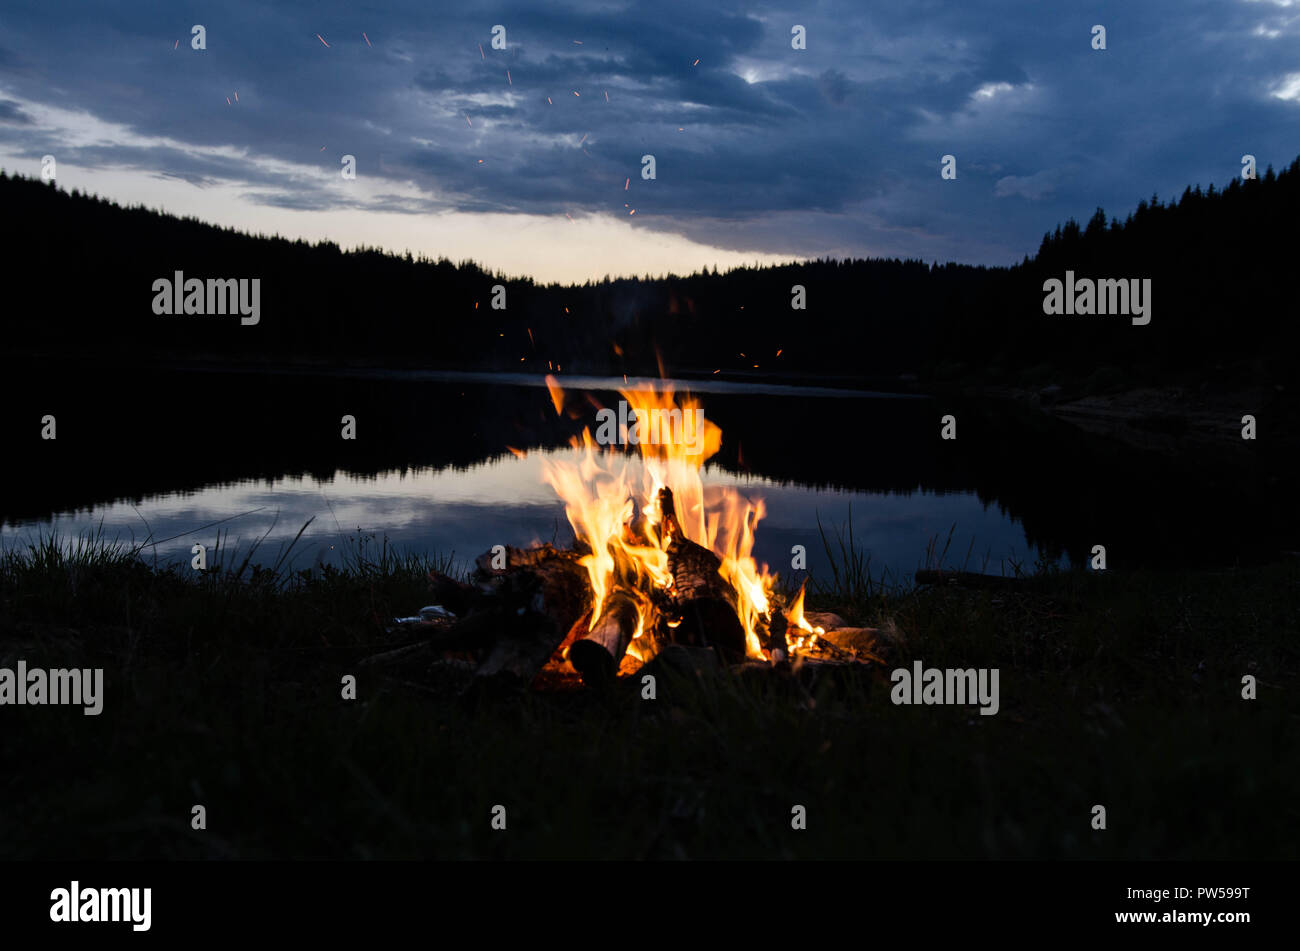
[316,33,330,48]
[573,39,583,45]
[507,69,512,85]
[604,90,609,102]
[678,127,684,132]
[629,209,636,215]
[624,177,630,190]
[547,96,552,105]
[692,58,700,66]
[234,91,239,102]
[478,43,485,59]
[527,328,535,345]
[465,114,472,126]
[565,213,574,223]
[173,40,179,50]
[363,32,372,47]
[712,369,721,374]
[573,90,580,96]
[564,307,569,313]
[578,133,587,144]
[776,349,783,357]
[319,145,326,151]
[477,158,484,164]
[226,96,231,105]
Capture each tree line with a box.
[7,157,1297,388]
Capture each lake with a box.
[2,366,1288,582]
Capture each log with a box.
[657,486,747,660]
[639,644,721,681]
[666,538,746,660]
[568,592,640,686]
[802,611,846,631]
[449,544,592,690]
[475,611,568,684]
[474,543,577,576]
[478,555,589,685]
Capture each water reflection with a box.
[2,367,1290,575]
[1,449,1051,582]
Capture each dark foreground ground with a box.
[1,535,1296,860]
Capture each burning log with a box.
[764,608,789,661]
[568,591,640,686]
[662,519,747,661]
[658,487,747,660]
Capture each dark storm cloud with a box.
[0,98,31,124]
[2,0,1299,268]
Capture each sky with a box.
[2,0,1298,284]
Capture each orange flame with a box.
[785,581,824,651]
[539,381,775,660]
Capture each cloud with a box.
[994,169,1060,200]
[0,0,1298,277]
[1270,71,1300,100]
[0,97,31,124]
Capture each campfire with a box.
[401,378,879,690]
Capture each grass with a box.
[0,526,1296,860]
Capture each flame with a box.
[784,581,824,652]
[539,380,776,662]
